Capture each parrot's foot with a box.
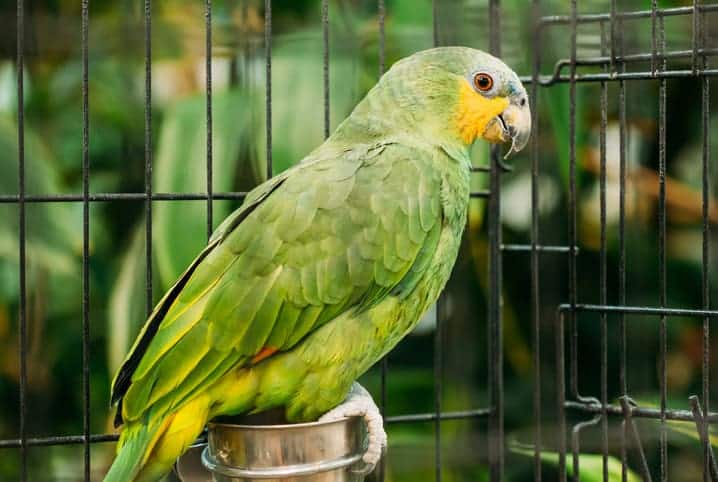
[318,382,387,475]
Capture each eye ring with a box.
[473,72,494,92]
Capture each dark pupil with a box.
[478,76,490,88]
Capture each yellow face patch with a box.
[455,79,509,145]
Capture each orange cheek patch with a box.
[455,80,509,144]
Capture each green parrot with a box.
[104,46,530,482]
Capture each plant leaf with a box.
[511,445,641,482]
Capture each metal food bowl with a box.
[174,412,367,482]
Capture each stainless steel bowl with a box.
[175,441,214,482]
[175,414,366,482]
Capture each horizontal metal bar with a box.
[501,244,578,253]
[571,48,718,68]
[0,192,250,203]
[566,401,718,423]
[470,191,491,198]
[471,163,513,173]
[520,67,718,86]
[538,4,718,27]
[560,303,718,318]
[515,6,718,86]
[0,433,119,449]
[529,48,718,88]
[385,408,490,424]
[0,409,491,448]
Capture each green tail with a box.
[103,423,156,482]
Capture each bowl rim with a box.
[206,415,360,431]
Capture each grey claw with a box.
[351,461,376,476]
[351,445,385,475]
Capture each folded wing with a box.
[111,142,443,425]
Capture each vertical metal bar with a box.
[205,0,213,238]
[690,397,718,481]
[265,0,272,179]
[651,1,658,76]
[608,1,616,73]
[616,6,627,403]
[572,415,602,482]
[563,1,578,479]
[567,0,579,402]
[657,13,668,482]
[378,0,385,77]
[619,397,653,482]
[377,3,387,480]
[322,0,329,140]
[432,0,438,49]
[488,134,503,482]
[81,0,91,478]
[699,1,712,480]
[614,4,629,479]
[692,0,700,75]
[488,0,500,55]
[144,0,153,315]
[16,0,27,479]
[530,1,542,480]
[599,20,609,482]
[689,396,718,481]
[434,295,443,482]
[241,0,249,90]
[488,2,502,480]
[556,310,567,482]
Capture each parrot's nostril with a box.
[520,97,527,107]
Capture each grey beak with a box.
[497,98,531,159]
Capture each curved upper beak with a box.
[496,98,531,159]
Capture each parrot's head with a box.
[349,47,531,157]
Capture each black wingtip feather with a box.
[114,398,124,427]
[109,242,217,407]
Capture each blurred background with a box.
[0,0,717,480]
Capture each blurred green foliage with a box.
[0,0,717,481]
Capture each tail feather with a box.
[104,396,211,482]
[103,423,158,482]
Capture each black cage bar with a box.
[2,1,718,481]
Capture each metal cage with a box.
[2,0,718,481]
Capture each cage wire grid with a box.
[2,0,718,481]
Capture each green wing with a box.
[111,141,443,425]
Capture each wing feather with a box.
[114,142,444,424]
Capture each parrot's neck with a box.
[329,71,470,161]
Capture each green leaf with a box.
[154,89,248,287]
[254,29,365,176]
[511,445,642,482]
[0,114,80,301]
[668,420,718,449]
[107,223,151,373]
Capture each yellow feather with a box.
[138,395,211,479]
[455,79,509,144]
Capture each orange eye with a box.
[473,72,494,92]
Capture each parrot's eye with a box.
[473,72,494,92]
